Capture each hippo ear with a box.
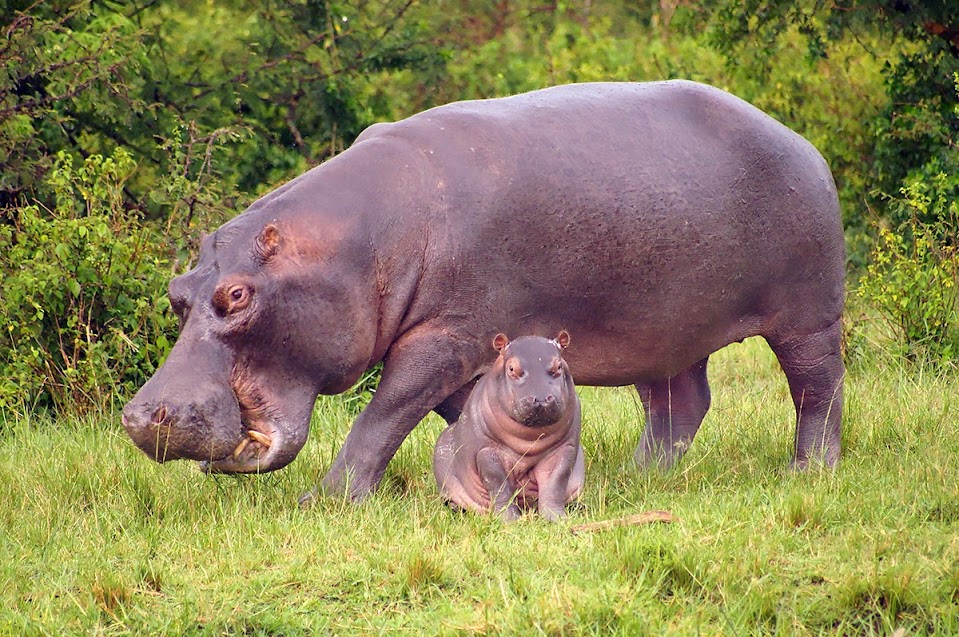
[492,333,510,352]
[552,330,571,350]
[254,224,280,262]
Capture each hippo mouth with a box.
[197,367,297,474]
[228,423,274,463]
[198,417,278,474]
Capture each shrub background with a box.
[1,0,957,414]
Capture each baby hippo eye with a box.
[231,287,244,302]
[506,361,523,379]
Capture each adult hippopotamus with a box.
[122,80,845,500]
[434,332,584,521]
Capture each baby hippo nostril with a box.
[151,405,169,425]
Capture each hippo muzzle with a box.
[121,324,311,474]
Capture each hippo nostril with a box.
[545,395,555,403]
[151,405,169,425]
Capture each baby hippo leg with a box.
[536,445,584,522]
[476,447,522,521]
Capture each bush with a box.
[857,164,959,364]
[856,73,959,365]
[0,149,177,414]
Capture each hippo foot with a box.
[298,479,370,508]
[634,439,690,471]
[298,487,320,508]
[320,478,377,503]
[788,456,837,472]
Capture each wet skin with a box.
[121,80,845,500]
[433,332,584,521]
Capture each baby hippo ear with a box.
[552,330,571,350]
[492,333,510,352]
[254,223,280,262]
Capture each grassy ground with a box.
[1,338,958,635]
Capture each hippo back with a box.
[350,80,844,384]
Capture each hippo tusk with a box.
[247,429,273,448]
[232,437,251,459]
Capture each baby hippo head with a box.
[492,331,574,427]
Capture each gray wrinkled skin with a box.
[433,332,584,521]
[122,81,845,499]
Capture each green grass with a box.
[2,338,958,635]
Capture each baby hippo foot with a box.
[540,506,566,523]
[498,504,523,522]
[537,444,585,522]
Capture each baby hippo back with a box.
[433,332,584,521]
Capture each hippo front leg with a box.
[476,448,522,521]
[319,329,484,500]
[537,445,584,522]
[433,378,479,425]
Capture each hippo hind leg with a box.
[634,357,711,470]
[764,319,844,468]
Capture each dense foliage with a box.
[0,149,175,410]
[1,0,957,413]
[710,0,959,206]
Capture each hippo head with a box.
[122,209,377,473]
[491,331,574,427]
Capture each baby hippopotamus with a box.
[433,331,584,521]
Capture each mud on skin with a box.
[122,80,845,501]
[433,332,584,521]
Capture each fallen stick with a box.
[570,510,676,534]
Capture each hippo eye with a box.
[507,362,523,380]
[227,285,252,311]
[214,283,253,315]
